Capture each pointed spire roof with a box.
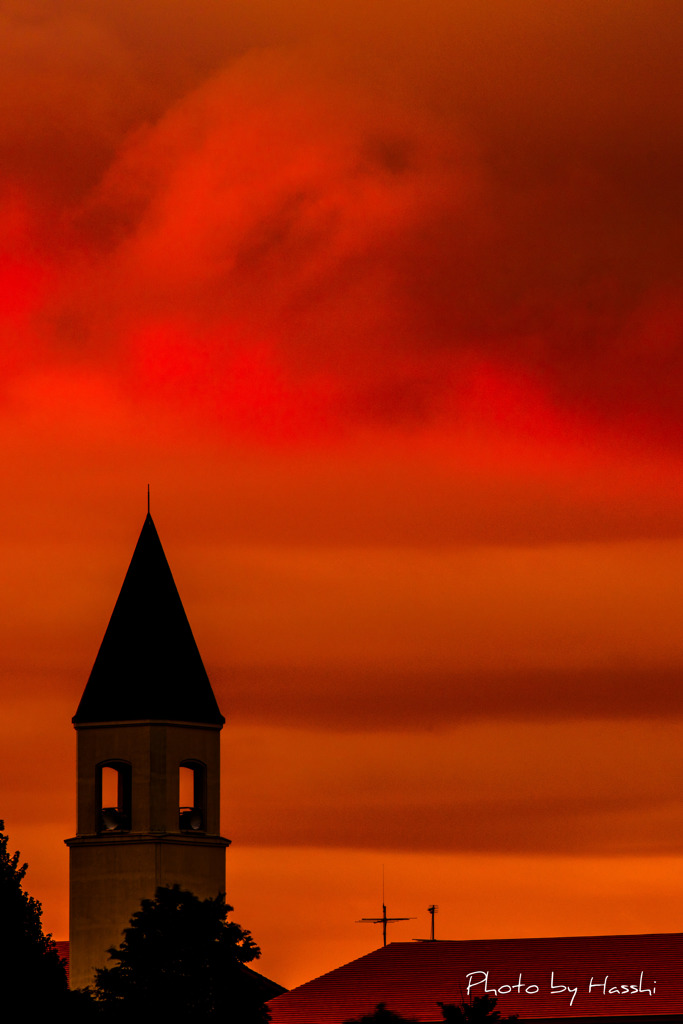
[74,514,224,726]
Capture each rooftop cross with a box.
[357,904,416,946]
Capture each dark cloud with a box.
[221,717,683,856]
[215,665,683,731]
[3,1,683,442]
[231,792,683,856]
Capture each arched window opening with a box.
[179,761,205,831]
[96,761,131,832]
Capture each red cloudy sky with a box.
[2,0,683,988]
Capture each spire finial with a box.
[147,484,150,516]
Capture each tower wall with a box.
[67,720,228,989]
[74,722,222,836]
[68,836,228,990]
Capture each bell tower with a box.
[65,513,230,990]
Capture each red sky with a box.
[1,0,682,989]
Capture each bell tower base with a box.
[66,833,230,991]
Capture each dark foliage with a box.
[438,995,519,1023]
[344,1003,419,1023]
[88,884,271,1023]
[0,819,69,1009]
[343,993,520,1024]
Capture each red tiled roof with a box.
[268,934,683,1024]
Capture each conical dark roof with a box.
[74,514,224,726]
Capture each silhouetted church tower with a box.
[65,513,230,990]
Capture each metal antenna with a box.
[427,904,439,940]
[357,868,415,946]
[147,484,150,515]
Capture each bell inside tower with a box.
[179,760,206,831]
[97,761,131,832]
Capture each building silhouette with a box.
[65,513,230,990]
[268,934,683,1023]
[62,511,682,1019]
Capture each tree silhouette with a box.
[344,1003,419,1023]
[89,884,275,1022]
[438,995,519,1023]
[0,819,68,1008]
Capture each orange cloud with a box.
[3,2,683,448]
[2,0,683,987]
